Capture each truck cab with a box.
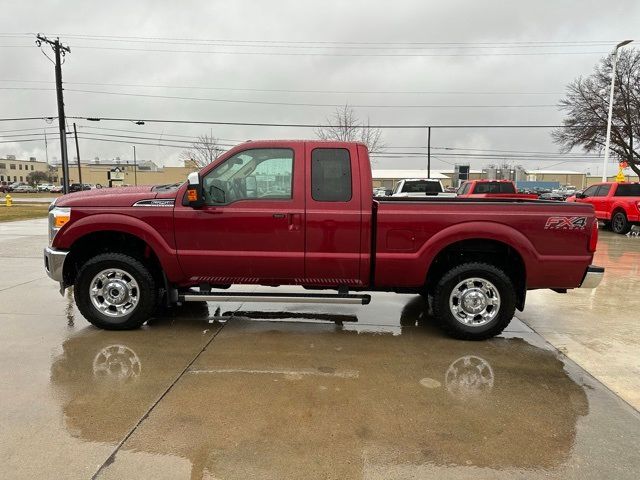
[570,182,640,234]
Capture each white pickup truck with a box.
[391,179,457,198]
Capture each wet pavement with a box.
[519,227,640,411]
[1,219,640,479]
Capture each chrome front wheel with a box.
[75,252,157,330]
[90,268,140,317]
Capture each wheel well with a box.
[63,231,163,287]
[425,239,526,310]
[612,207,626,218]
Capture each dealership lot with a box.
[1,219,640,479]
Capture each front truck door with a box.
[593,184,612,219]
[174,145,305,284]
[304,143,365,287]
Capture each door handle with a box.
[273,213,286,219]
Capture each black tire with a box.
[611,211,631,234]
[433,262,516,340]
[74,253,158,330]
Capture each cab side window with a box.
[202,148,293,205]
[595,184,611,197]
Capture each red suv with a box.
[569,182,640,234]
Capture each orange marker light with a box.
[54,215,70,228]
[187,189,198,202]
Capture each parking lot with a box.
[1,219,640,479]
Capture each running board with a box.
[178,291,371,305]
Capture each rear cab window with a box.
[614,184,640,196]
[401,180,442,194]
[473,182,515,194]
[311,148,352,202]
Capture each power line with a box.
[68,45,609,57]
[0,116,56,122]
[61,88,559,108]
[66,116,597,129]
[0,79,565,96]
[40,33,619,46]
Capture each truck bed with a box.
[373,197,595,289]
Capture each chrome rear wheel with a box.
[449,277,501,327]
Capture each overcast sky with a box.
[1,0,639,175]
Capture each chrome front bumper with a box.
[44,247,68,283]
[580,265,604,289]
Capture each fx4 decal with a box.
[544,216,588,230]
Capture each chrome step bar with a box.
[179,291,371,305]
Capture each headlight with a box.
[48,207,71,245]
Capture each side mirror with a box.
[575,193,585,199]
[185,172,204,208]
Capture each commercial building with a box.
[52,161,194,187]
[0,156,49,185]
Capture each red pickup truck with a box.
[44,140,603,340]
[568,182,640,234]
[456,180,538,200]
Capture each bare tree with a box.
[316,105,385,153]
[553,49,640,177]
[180,133,224,169]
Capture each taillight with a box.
[588,219,598,253]
[636,201,640,212]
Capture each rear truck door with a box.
[173,143,305,284]
[304,142,365,287]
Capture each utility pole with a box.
[73,123,82,185]
[132,146,138,186]
[427,126,431,178]
[36,34,71,194]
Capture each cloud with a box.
[1,0,637,174]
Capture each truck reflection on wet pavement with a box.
[47,296,637,480]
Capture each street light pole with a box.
[132,145,137,186]
[602,39,633,181]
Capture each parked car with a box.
[553,185,577,199]
[568,182,640,234]
[538,192,565,201]
[13,184,37,193]
[456,180,539,200]
[50,185,64,193]
[44,140,603,340]
[38,184,54,192]
[68,183,92,193]
[391,179,456,197]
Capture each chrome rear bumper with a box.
[44,247,68,283]
[580,265,604,288]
